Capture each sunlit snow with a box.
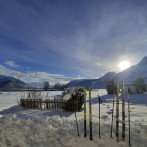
[0,90,147,147]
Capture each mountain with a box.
[0,56,146,89]
[118,56,147,84]
[138,56,147,66]
[0,75,27,89]
[66,56,147,88]
[66,72,117,88]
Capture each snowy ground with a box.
[0,90,147,147]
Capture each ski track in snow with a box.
[0,90,147,147]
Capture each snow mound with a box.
[0,114,147,147]
[52,115,61,123]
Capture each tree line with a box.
[106,76,146,94]
[43,81,68,91]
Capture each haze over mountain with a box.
[66,56,147,88]
[118,56,147,83]
[0,56,146,89]
[0,75,27,89]
[27,82,44,89]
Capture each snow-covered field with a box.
[0,90,147,147]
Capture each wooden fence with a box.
[20,99,83,112]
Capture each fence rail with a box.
[20,99,82,112]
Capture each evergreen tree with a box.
[106,79,117,94]
[44,81,50,91]
[133,77,146,94]
[54,83,62,90]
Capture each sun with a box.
[118,61,130,71]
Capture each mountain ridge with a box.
[66,56,147,88]
[0,75,27,89]
[0,56,146,89]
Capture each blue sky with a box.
[0,0,147,84]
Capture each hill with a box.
[0,75,27,89]
[66,72,117,89]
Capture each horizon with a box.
[0,0,147,85]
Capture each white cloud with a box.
[0,64,76,85]
[0,64,21,76]
[97,62,102,66]
[5,61,20,67]
[1,0,147,79]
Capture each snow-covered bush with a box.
[62,87,84,111]
[62,87,84,100]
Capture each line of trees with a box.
[105,76,146,94]
[133,77,146,94]
[43,81,68,91]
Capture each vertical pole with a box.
[98,95,101,139]
[89,88,92,140]
[84,88,87,137]
[128,87,131,146]
[75,101,80,136]
[146,83,147,95]
[110,91,115,138]
[116,80,119,142]
[122,81,125,140]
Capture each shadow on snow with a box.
[0,105,74,118]
[86,94,114,104]
[86,94,147,105]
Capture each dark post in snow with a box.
[122,81,125,140]
[128,87,131,146]
[110,91,115,138]
[116,80,119,142]
[75,101,80,136]
[98,95,102,139]
[89,88,92,140]
[84,88,87,137]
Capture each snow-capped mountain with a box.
[118,56,147,84]
[66,56,147,88]
[66,72,117,88]
[0,56,146,89]
[0,75,27,89]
